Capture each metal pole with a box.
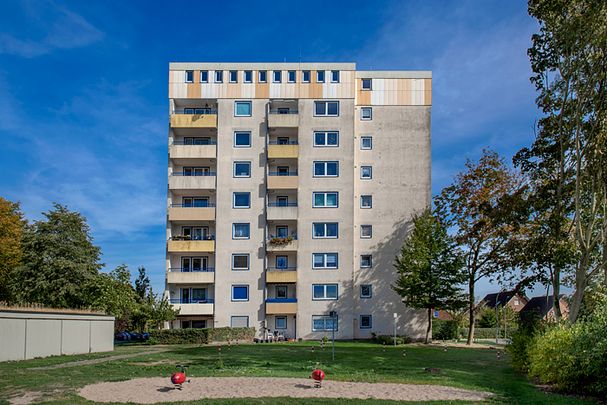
[331,315,335,361]
[393,313,397,347]
[495,301,499,344]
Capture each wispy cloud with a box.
[0,1,103,58]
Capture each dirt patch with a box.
[79,377,492,403]
[29,348,168,371]
[129,360,168,367]
[8,391,44,405]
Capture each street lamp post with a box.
[393,312,397,347]
[329,311,336,361]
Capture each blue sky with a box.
[0,0,539,299]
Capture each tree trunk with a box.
[426,308,432,344]
[552,266,562,321]
[570,256,589,323]
[466,278,475,345]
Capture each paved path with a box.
[30,348,168,371]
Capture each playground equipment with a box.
[311,369,325,388]
[171,364,190,390]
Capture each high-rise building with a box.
[165,63,431,340]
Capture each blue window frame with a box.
[232,223,250,239]
[312,315,338,331]
[275,316,287,330]
[234,161,251,177]
[229,70,238,83]
[273,70,282,83]
[244,70,253,83]
[360,315,372,329]
[302,70,311,83]
[316,70,325,83]
[331,70,340,83]
[233,192,251,208]
[313,192,338,208]
[314,131,339,147]
[313,161,339,177]
[313,222,338,238]
[231,285,249,301]
[313,253,338,269]
[200,71,209,83]
[185,70,193,83]
[234,101,252,116]
[214,70,223,83]
[360,284,372,298]
[258,70,267,82]
[288,70,296,83]
[312,284,338,300]
[234,131,251,147]
[276,255,288,269]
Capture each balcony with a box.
[167,268,215,284]
[167,238,215,253]
[267,203,298,220]
[267,173,298,190]
[268,110,299,128]
[170,143,217,159]
[266,235,298,252]
[268,143,299,159]
[168,205,215,221]
[170,299,214,316]
[266,298,297,315]
[171,113,217,129]
[266,268,297,283]
[169,173,216,190]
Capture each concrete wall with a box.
[0,311,114,362]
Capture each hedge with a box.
[459,327,516,339]
[432,320,459,340]
[149,327,255,345]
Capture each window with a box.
[182,257,208,272]
[234,101,252,117]
[312,315,338,331]
[314,101,339,116]
[316,70,325,83]
[276,196,289,206]
[277,137,290,144]
[231,316,249,327]
[313,192,338,208]
[183,137,212,145]
[361,136,372,150]
[302,70,311,83]
[232,223,250,239]
[234,131,251,147]
[331,70,340,83]
[275,255,288,269]
[361,78,372,90]
[232,254,249,271]
[182,166,210,176]
[215,70,223,83]
[360,315,372,329]
[313,222,338,239]
[200,70,209,83]
[275,316,287,330]
[276,285,288,298]
[231,285,249,301]
[182,197,209,207]
[314,131,339,147]
[360,195,372,208]
[185,70,194,83]
[360,284,372,298]
[229,70,238,83]
[275,225,288,238]
[313,253,338,269]
[361,107,373,120]
[258,70,267,82]
[312,284,338,300]
[244,70,253,83]
[361,225,372,238]
[313,161,339,177]
[276,166,290,176]
[361,254,372,268]
[233,192,251,208]
[361,166,372,179]
[234,161,251,177]
[273,70,282,83]
[288,70,296,83]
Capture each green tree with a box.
[0,197,26,302]
[135,266,151,300]
[10,203,102,308]
[393,209,466,344]
[435,150,522,344]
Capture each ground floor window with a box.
[231,316,249,328]
[275,316,287,330]
[312,315,338,331]
[360,315,372,329]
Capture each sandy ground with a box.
[78,377,492,403]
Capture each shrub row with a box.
[149,327,255,345]
[371,334,412,345]
[432,320,459,340]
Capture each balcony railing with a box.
[267,266,297,271]
[269,109,298,114]
[169,267,215,273]
[170,298,215,304]
[173,108,218,115]
[170,203,216,208]
[267,234,297,240]
[268,171,298,176]
[266,298,297,303]
[170,235,216,241]
[269,140,298,145]
[172,140,217,145]
[171,172,217,177]
[267,202,297,207]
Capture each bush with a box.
[149,327,255,345]
[432,320,460,340]
[527,299,607,396]
[371,334,412,345]
[460,327,515,339]
[507,312,544,372]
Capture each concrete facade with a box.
[165,63,431,340]
[0,310,114,362]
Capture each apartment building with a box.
[165,62,431,340]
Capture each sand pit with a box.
[79,377,492,403]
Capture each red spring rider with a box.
[171,364,190,390]
[311,369,325,388]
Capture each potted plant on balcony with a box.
[268,235,294,246]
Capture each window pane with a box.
[313,254,324,268]
[288,71,296,82]
[326,253,338,268]
[317,71,325,82]
[326,193,337,207]
[331,70,339,82]
[235,102,251,116]
[244,71,252,82]
[232,286,248,300]
[327,162,338,176]
[259,71,267,82]
[273,70,281,82]
[276,317,287,329]
[231,316,249,327]
[314,132,325,145]
[326,285,337,298]
[234,224,250,238]
[234,162,250,177]
[314,193,325,207]
[234,192,250,207]
[313,223,325,237]
[326,223,338,237]
[276,256,288,268]
[313,285,324,298]
[314,102,326,115]
[314,162,324,176]
[303,71,310,82]
[233,255,248,269]
[327,102,338,115]
[327,132,338,145]
[313,318,324,330]
[235,132,250,146]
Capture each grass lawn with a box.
[0,341,592,404]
